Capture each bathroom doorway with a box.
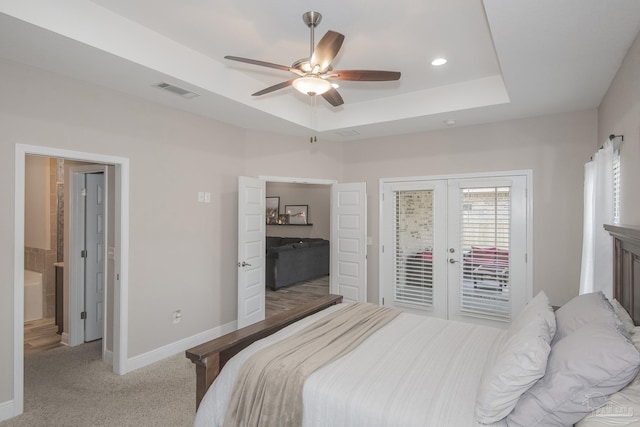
[23,155,66,355]
[14,144,130,416]
[23,158,108,351]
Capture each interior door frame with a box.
[69,166,107,346]
[13,144,130,418]
[379,169,533,312]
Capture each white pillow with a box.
[507,319,640,427]
[553,291,626,344]
[475,291,555,424]
[508,290,556,340]
[611,298,636,335]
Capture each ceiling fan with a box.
[224,11,401,107]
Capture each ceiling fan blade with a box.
[252,79,296,96]
[225,56,293,72]
[329,70,401,81]
[310,30,345,72]
[321,87,344,107]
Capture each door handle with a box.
[237,261,252,267]
[449,258,459,264]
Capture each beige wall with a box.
[342,110,597,307]
[598,30,640,226]
[24,155,50,250]
[266,183,331,240]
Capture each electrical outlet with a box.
[197,192,205,203]
[172,309,182,324]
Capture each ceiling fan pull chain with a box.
[310,94,317,142]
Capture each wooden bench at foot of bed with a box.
[186,294,344,409]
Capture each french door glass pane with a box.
[460,187,511,321]
[394,190,434,306]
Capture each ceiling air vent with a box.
[153,82,199,99]
[335,129,360,137]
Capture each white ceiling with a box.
[0,0,639,141]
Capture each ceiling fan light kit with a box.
[292,75,332,96]
[224,11,401,107]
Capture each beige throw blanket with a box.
[223,302,400,427]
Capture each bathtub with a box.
[24,270,43,322]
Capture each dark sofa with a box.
[266,237,330,290]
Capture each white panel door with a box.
[331,182,367,302]
[237,176,266,328]
[85,172,105,342]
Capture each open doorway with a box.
[264,182,331,317]
[14,144,129,417]
[23,156,65,356]
[237,176,367,328]
[23,157,106,356]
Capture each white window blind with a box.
[613,150,621,225]
[394,190,434,307]
[460,187,511,322]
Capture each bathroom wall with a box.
[24,155,58,318]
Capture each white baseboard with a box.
[61,332,69,346]
[0,400,15,422]
[125,320,237,373]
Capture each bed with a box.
[186,224,640,426]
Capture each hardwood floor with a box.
[265,275,330,318]
[24,317,64,356]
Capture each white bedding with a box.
[194,303,506,427]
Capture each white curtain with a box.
[579,140,614,297]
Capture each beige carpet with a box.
[1,341,195,427]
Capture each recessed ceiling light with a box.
[431,58,447,66]
[443,119,456,126]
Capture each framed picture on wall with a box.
[285,204,308,224]
[266,197,279,224]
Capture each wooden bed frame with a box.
[186,294,343,408]
[185,225,640,410]
[605,224,640,325]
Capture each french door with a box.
[237,177,367,329]
[381,173,529,328]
